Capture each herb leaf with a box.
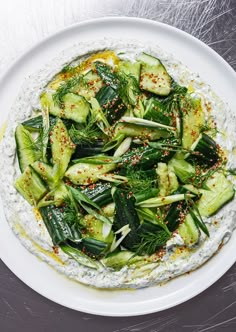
[53,75,87,107]
[134,230,171,256]
[69,122,101,145]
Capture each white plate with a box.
[0,17,236,317]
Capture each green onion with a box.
[137,193,195,208]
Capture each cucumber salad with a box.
[1,41,236,288]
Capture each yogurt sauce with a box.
[0,39,236,289]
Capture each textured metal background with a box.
[0,1,236,331]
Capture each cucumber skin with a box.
[96,85,126,124]
[120,139,176,171]
[15,124,38,172]
[164,187,190,232]
[113,189,140,250]
[82,182,112,207]
[82,238,108,257]
[39,205,81,245]
[72,140,104,159]
[22,115,74,131]
[95,62,119,90]
[144,98,171,125]
[190,133,219,167]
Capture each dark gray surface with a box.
[1,1,236,331]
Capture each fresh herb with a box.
[69,117,101,145]
[61,64,77,75]
[191,167,220,190]
[63,195,81,226]
[134,230,171,256]
[124,169,156,193]
[21,128,50,160]
[117,73,140,106]
[32,129,49,154]
[200,121,220,137]
[52,75,87,107]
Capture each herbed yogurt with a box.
[0,39,236,289]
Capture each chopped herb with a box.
[134,230,171,256]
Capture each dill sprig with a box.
[63,195,81,227]
[32,128,50,153]
[134,230,171,256]
[61,64,77,75]
[124,169,156,193]
[69,116,102,145]
[191,166,221,190]
[52,75,88,107]
[20,128,49,160]
[200,122,220,137]
[118,73,140,106]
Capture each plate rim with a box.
[0,16,236,317]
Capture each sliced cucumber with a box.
[82,182,113,207]
[96,85,126,124]
[144,98,171,125]
[15,166,47,206]
[113,189,140,250]
[72,140,104,159]
[120,138,176,171]
[101,250,144,270]
[37,182,68,207]
[65,162,116,185]
[117,60,141,82]
[95,62,119,90]
[50,118,75,178]
[21,115,45,131]
[63,93,90,123]
[41,92,90,123]
[181,98,205,150]
[40,92,61,117]
[189,133,219,167]
[60,244,100,269]
[72,70,103,99]
[168,163,179,194]
[15,124,39,172]
[178,214,200,246]
[156,162,178,196]
[156,163,169,196]
[138,53,172,96]
[39,204,81,244]
[80,214,114,244]
[113,122,170,141]
[169,158,195,183]
[31,161,55,188]
[197,172,235,217]
[82,237,108,257]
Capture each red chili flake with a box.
[52,246,59,254]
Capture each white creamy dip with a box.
[0,39,236,289]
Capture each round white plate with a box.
[0,17,235,317]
